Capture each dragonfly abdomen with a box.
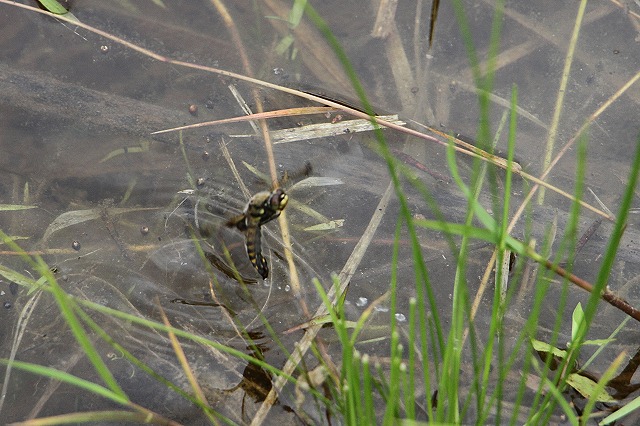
[244,224,269,279]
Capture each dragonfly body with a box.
[227,188,289,279]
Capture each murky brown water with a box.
[0,0,639,424]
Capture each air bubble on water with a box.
[284,284,291,292]
[355,297,368,307]
[374,306,389,313]
[395,313,406,322]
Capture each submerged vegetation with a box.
[0,0,639,424]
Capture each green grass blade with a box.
[0,359,128,405]
[0,204,37,211]
[362,354,375,425]
[580,353,625,425]
[36,0,67,14]
[601,394,640,424]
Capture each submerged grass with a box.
[0,1,639,425]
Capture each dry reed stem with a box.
[156,298,214,421]
[151,107,336,135]
[609,0,640,20]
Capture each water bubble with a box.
[284,285,291,292]
[395,313,406,322]
[374,306,389,313]
[355,297,368,307]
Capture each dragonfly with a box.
[226,188,288,279]
[226,162,311,279]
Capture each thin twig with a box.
[538,258,640,323]
[155,297,216,425]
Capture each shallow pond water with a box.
[0,0,639,424]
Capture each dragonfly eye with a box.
[269,189,288,210]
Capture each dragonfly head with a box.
[269,188,288,211]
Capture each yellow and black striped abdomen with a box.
[244,224,269,279]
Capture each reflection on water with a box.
[0,0,639,423]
